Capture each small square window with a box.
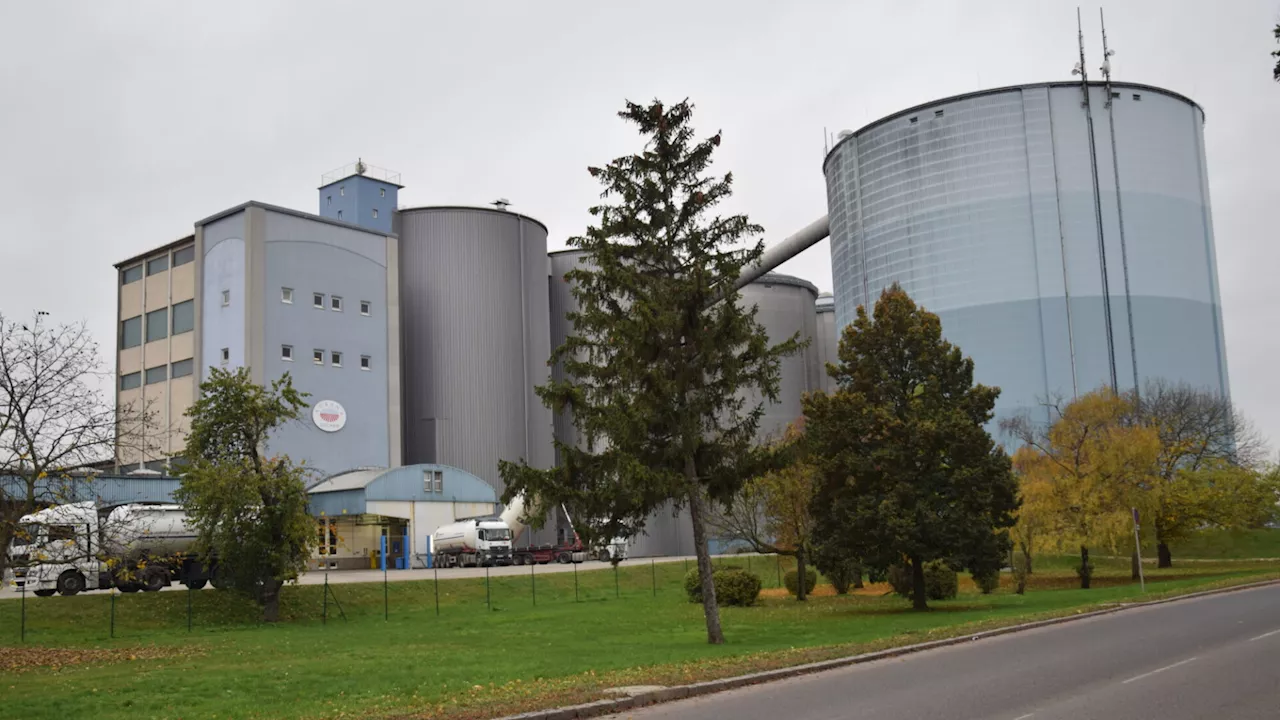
[313,293,324,308]
[313,349,324,365]
[360,355,371,371]
[281,345,294,362]
[372,208,379,219]
[337,210,343,219]
[934,109,944,118]
[282,288,293,304]
[220,347,230,363]
[331,296,343,312]
[1132,93,1142,101]
[360,301,371,316]
[909,116,918,124]
[171,359,193,378]
[379,188,386,197]
[221,290,230,307]
[120,372,141,391]
[331,351,342,367]
[147,255,168,276]
[145,365,167,385]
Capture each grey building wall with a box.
[815,292,838,394]
[199,212,247,374]
[396,206,555,501]
[824,81,1228,438]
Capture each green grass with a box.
[1,557,1276,720]
[1167,528,1280,560]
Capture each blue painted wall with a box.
[200,213,246,378]
[307,464,497,517]
[319,175,398,234]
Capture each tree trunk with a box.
[796,546,807,602]
[1157,542,1172,569]
[686,476,724,645]
[1131,548,1141,580]
[853,561,864,589]
[1021,542,1033,575]
[910,555,928,611]
[260,578,284,623]
[1079,545,1091,590]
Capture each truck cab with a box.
[6,502,100,596]
[474,520,514,565]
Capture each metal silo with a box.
[548,248,588,458]
[737,273,820,443]
[815,292,838,394]
[824,82,1228,432]
[396,207,554,504]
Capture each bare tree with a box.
[0,312,153,576]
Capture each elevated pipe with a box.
[734,215,831,292]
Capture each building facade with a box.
[824,81,1228,432]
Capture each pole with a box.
[110,588,116,639]
[433,564,440,616]
[573,560,579,602]
[614,563,620,599]
[651,558,656,597]
[1132,507,1146,593]
[20,583,25,643]
[187,584,192,632]
[323,573,328,625]
[531,560,536,607]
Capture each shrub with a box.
[684,566,762,606]
[825,559,862,595]
[972,568,1000,594]
[1012,555,1029,595]
[887,561,958,601]
[783,567,818,596]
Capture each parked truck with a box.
[429,516,514,568]
[7,501,216,596]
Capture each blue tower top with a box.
[318,159,402,234]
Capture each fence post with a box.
[573,560,579,603]
[614,563,620,599]
[187,584,192,633]
[485,564,491,610]
[651,558,656,597]
[323,573,328,625]
[20,583,25,643]
[531,560,536,606]
[433,564,440,616]
[110,588,116,639]
[382,535,389,621]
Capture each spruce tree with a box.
[500,99,797,644]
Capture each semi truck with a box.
[7,501,216,596]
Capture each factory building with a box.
[824,81,1228,431]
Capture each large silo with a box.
[824,81,1228,432]
[737,273,820,442]
[396,207,555,510]
[815,292,838,394]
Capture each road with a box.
[604,583,1280,720]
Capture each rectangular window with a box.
[1132,93,1142,101]
[145,308,168,342]
[934,109,944,118]
[281,287,293,304]
[331,351,342,367]
[380,188,386,197]
[146,255,168,276]
[331,296,343,312]
[171,299,194,335]
[360,355,371,371]
[360,300,371,316]
[372,208,379,219]
[337,210,343,220]
[434,471,443,493]
[220,347,230,363]
[424,469,443,493]
[221,289,230,307]
[121,265,143,285]
[120,372,141,391]
[313,292,324,308]
[145,365,167,385]
[281,345,294,362]
[313,349,324,365]
[909,116,918,124]
[121,316,142,349]
[172,246,195,267]
[171,358,193,378]
[327,196,332,207]
[339,186,345,196]
[48,525,75,542]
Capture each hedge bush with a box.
[783,567,818,597]
[684,566,762,606]
[887,560,958,601]
[972,568,1001,594]
[825,559,862,595]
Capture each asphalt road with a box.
[604,583,1280,720]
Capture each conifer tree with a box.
[500,99,797,644]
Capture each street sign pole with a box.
[1132,507,1145,593]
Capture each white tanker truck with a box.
[429,494,624,568]
[7,501,217,596]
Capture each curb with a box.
[494,576,1280,720]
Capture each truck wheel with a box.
[118,583,140,593]
[186,578,207,590]
[557,552,570,564]
[34,589,56,598]
[597,550,611,563]
[57,571,86,596]
[141,570,167,592]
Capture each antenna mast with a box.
[1073,7,1119,390]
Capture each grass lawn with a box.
[1165,528,1280,560]
[1,555,1277,720]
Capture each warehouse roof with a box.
[308,464,498,517]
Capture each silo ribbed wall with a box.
[815,293,838,394]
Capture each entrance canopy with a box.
[307,464,498,517]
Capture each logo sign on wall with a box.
[312,400,347,433]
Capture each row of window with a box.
[121,245,195,285]
[122,300,194,349]
[120,358,193,390]
[277,345,372,370]
[282,288,373,316]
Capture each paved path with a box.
[604,583,1280,720]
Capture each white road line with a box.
[1249,628,1280,642]
[1121,657,1198,685]
[1013,714,1035,720]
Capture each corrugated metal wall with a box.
[737,273,820,443]
[396,208,555,502]
[815,293,838,394]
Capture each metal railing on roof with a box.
[321,159,401,187]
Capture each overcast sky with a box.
[2,0,1277,449]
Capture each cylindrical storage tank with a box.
[396,207,555,502]
[815,292,838,394]
[548,249,588,458]
[824,81,1228,432]
[737,273,820,443]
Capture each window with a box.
[360,355,371,371]
[171,359,193,378]
[145,365,167,385]
[424,469,443,493]
[331,296,343,312]
[337,210,343,220]
[48,525,76,542]
[313,349,324,365]
[147,255,168,276]
[371,208,379,219]
[120,372,141,391]
[145,308,168,342]
[143,459,168,472]
[331,351,342,367]
[121,316,142,349]
[339,186,345,196]
[121,265,143,285]
[221,289,230,307]
[172,246,195,267]
[281,345,294,362]
[909,116,918,124]
[220,347,229,363]
[379,188,386,197]
[327,195,332,207]
[1132,93,1142,101]
[360,300,371,316]
[934,109,944,118]
[281,287,293,304]
[171,300,194,335]
[313,292,324,308]
[1111,91,1121,99]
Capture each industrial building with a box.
[823,81,1228,431]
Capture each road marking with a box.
[1121,657,1197,685]
[1014,714,1035,719]
[1249,628,1280,642]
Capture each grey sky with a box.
[2,0,1277,449]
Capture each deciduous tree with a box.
[499,99,798,644]
[805,285,1018,610]
[174,368,315,622]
